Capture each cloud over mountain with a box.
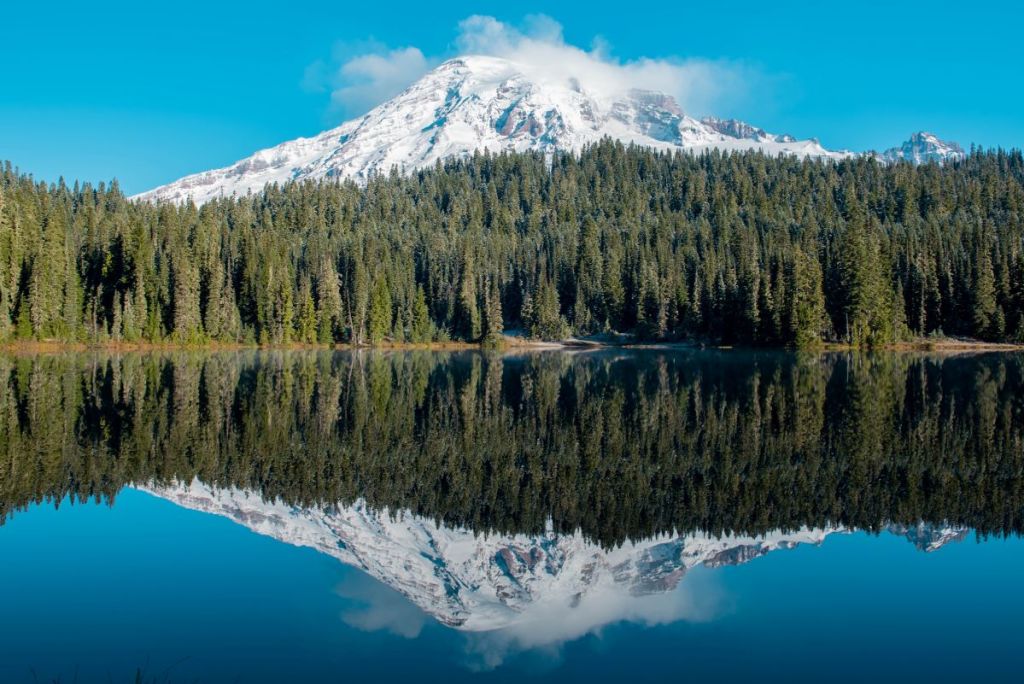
[309,15,759,118]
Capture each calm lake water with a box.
[1,349,1022,682]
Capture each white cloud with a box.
[329,47,431,114]
[461,566,727,671]
[456,15,758,115]
[306,45,432,116]
[309,15,766,119]
[335,571,429,639]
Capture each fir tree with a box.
[790,247,827,348]
[457,257,481,341]
[368,275,393,344]
[482,279,503,345]
[410,285,432,343]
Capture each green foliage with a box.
[0,144,1022,347]
[482,279,503,345]
[790,247,828,348]
[837,211,894,346]
[410,286,433,343]
[972,242,998,336]
[457,257,481,341]
[296,279,317,344]
[367,275,392,344]
[526,276,569,340]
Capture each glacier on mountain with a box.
[133,55,851,205]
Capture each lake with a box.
[1,349,1022,682]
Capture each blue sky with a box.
[2,0,1021,194]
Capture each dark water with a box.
[0,350,1022,682]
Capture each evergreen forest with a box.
[2,142,1023,347]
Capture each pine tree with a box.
[348,259,369,345]
[315,257,342,343]
[972,243,997,338]
[368,275,393,344]
[171,254,202,342]
[527,276,568,340]
[15,296,31,339]
[297,278,317,344]
[29,203,69,338]
[457,257,481,341]
[482,279,503,346]
[410,285,432,343]
[0,185,12,339]
[790,247,827,348]
[838,213,893,346]
[120,291,140,341]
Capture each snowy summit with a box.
[134,56,966,205]
[134,56,850,205]
[876,131,966,165]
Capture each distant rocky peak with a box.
[701,116,796,144]
[878,131,966,165]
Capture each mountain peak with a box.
[133,58,847,205]
[878,131,966,165]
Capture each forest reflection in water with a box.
[1,346,1024,678]
[2,348,1022,545]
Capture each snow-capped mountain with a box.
[877,131,966,165]
[141,480,966,632]
[133,55,850,205]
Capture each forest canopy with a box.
[1,141,1022,347]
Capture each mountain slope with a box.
[141,480,966,632]
[133,55,849,205]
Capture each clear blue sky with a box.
[2,0,1021,194]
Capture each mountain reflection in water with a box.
[0,349,1021,643]
[144,479,967,636]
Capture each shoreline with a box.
[1,337,1022,355]
[0,340,481,355]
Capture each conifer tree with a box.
[0,185,12,339]
[411,285,432,343]
[368,275,393,344]
[972,243,998,337]
[316,257,342,344]
[528,276,568,340]
[29,203,69,338]
[790,247,828,348]
[482,279,503,345]
[457,257,481,341]
[172,255,202,343]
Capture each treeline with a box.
[1,142,1023,347]
[1,350,1022,544]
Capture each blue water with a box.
[2,490,1021,683]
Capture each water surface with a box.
[1,350,1021,681]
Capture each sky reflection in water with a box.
[0,350,1021,682]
